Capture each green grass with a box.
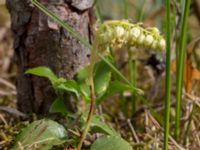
[123,0,129,19]
[163,0,171,149]
[175,0,191,140]
[136,0,146,21]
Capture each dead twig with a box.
[127,119,140,143]
[0,106,27,118]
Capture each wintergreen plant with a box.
[72,20,166,150]
[95,20,166,51]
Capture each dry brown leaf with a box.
[171,38,200,94]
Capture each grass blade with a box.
[164,0,171,149]
[31,0,91,49]
[123,0,129,19]
[94,5,103,24]
[98,53,143,95]
[175,0,191,139]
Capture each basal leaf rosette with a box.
[95,20,166,51]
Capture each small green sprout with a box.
[96,20,165,51]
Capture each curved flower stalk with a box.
[96,20,166,52]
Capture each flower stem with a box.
[77,40,97,150]
[128,48,137,114]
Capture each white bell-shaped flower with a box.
[115,26,125,38]
[130,27,141,39]
[137,34,145,44]
[159,39,166,50]
[144,35,154,46]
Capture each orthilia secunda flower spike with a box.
[96,20,166,51]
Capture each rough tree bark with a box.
[6,0,94,114]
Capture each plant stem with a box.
[183,103,195,145]
[137,0,146,21]
[77,41,97,150]
[128,49,137,114]
[175,0,191,140]
[164,0,171,149]
[123,0,129,19]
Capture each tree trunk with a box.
[6,0,93,114]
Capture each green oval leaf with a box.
[82,114,118,136]
[76,67,90,102]
[93,59,111,98]
[96,81,136,105]
[49,97,68,115]
[76,58,112,103]
[12,119,67,150]
[26,66,58,84]
[91,136,133,150]
[56,80,80,99]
